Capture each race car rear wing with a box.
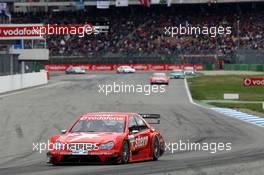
[140,114,160,124]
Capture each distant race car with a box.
[169,69,185,79]
[150,73,169,85]
[65,66,86,74]
[116,66,136,74]
[183,67,196,76]
[47,112,165,164]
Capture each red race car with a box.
[47,112,165,164]
[150,72,169,85]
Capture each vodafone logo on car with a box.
[244,78,264,86]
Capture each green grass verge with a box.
[209,102,264,114]
[187,75,264,101]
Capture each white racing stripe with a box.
[211,108,264,128]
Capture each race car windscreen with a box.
[153,73,166,77]
[70,119,125,133]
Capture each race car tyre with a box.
[121,141,130,164]
[153,136,160,161]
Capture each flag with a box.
[116,0,128,7]
[76,0,85,10]
[159,0,172,6]
[0,3,11,21]
[5,8,11,20]
[139,0,151,7]
[167,0,172,6]
[151,0,160,4]
[0,3,7,15]
[97,0,110,9]
[159,0,166,4]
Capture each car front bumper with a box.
[47,150,120,164]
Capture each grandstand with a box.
[0,0,264,69]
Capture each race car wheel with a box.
[121,141,130,164]
[153,136,160,161]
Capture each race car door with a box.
[128,115,151,161]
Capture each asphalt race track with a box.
[0,72,264,175]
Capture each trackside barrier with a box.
[224,64,264,72]
[44,64,204,72]
[0,71,48,94]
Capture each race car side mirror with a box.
[61,129,67,134]
[150,127,155,132]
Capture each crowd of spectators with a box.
[11,3,264,58]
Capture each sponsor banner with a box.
[0,24,44,40]
[45,64,68,71]
[129,64,150,70]
[150,64,167,70]
[166,64,182,70]
[244,78,264,86]
[45,64,203,72]
[80,116,125,121]
[90,64,113,71]
[45,64,204,71]
[193,64,203,71]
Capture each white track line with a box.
[0,81,68,98]
[184,78,205,108]
[211,108,264,128]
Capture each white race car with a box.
[65,66,86,74]
[116,66,136,74]
[184,67,196,76]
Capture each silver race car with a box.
[65,66,86,74]
[116,66,136,74]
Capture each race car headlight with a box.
[54,141,65,150]
[99,141,114,150]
